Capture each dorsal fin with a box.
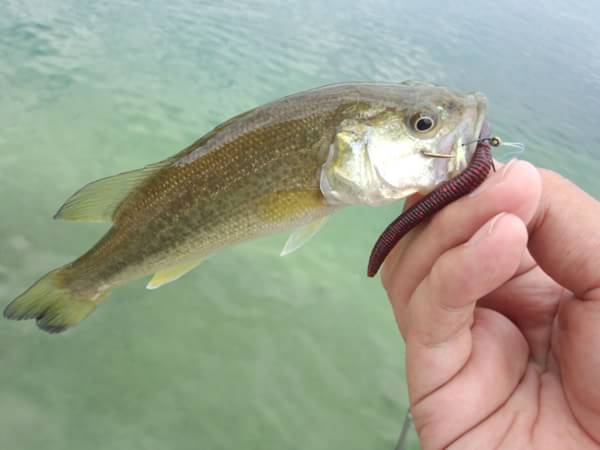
[53,161,170,223]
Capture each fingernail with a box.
[501,159,518,179]
[488,212,506,234]
[468,213,505,245]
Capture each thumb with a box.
[405,213,529,448]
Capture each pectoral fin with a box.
[280,216,328,256]
[146,258,205,290]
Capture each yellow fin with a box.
[53,160,171,223]
[280,216,328,256]
[3,268,111,334]
[146,258,205,290]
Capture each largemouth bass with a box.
[4,82,487,333]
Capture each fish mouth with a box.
[446,92,488,175]
[478,120,491,141]
[465,92,488,158]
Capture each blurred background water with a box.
[1,1,599,449]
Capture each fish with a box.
[3,81,487,333]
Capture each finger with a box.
[384,160,542,336]
[528,169,600,300]
[557,298,600,442]
[411,308,529,450]
[405,213,528,401]
[478,261,566,365]
[524,169,600,440]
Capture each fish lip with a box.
[440,92,488,156]
[471,92,488,149]
[469,92,490,145]
[479,120,491,140]
[457,92,488,167]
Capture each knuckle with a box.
[431,248,481,299]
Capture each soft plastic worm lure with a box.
[367,138,495,277]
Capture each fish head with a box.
[320,82,488,206]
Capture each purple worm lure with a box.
[367,137,494,277]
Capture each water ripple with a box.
[1,1,600,449]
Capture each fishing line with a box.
[394,409,415,450]
[463,135,526,163]
[495,141,527,161]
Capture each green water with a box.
[1,1,599,449]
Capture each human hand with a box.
[381,160,600,449]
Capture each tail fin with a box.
[4,269,110,334]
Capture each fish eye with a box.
[411,113,436,133]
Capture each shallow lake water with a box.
[1,1,599,449]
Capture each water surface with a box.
[1,1,599,449]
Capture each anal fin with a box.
[146,258,205,290]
